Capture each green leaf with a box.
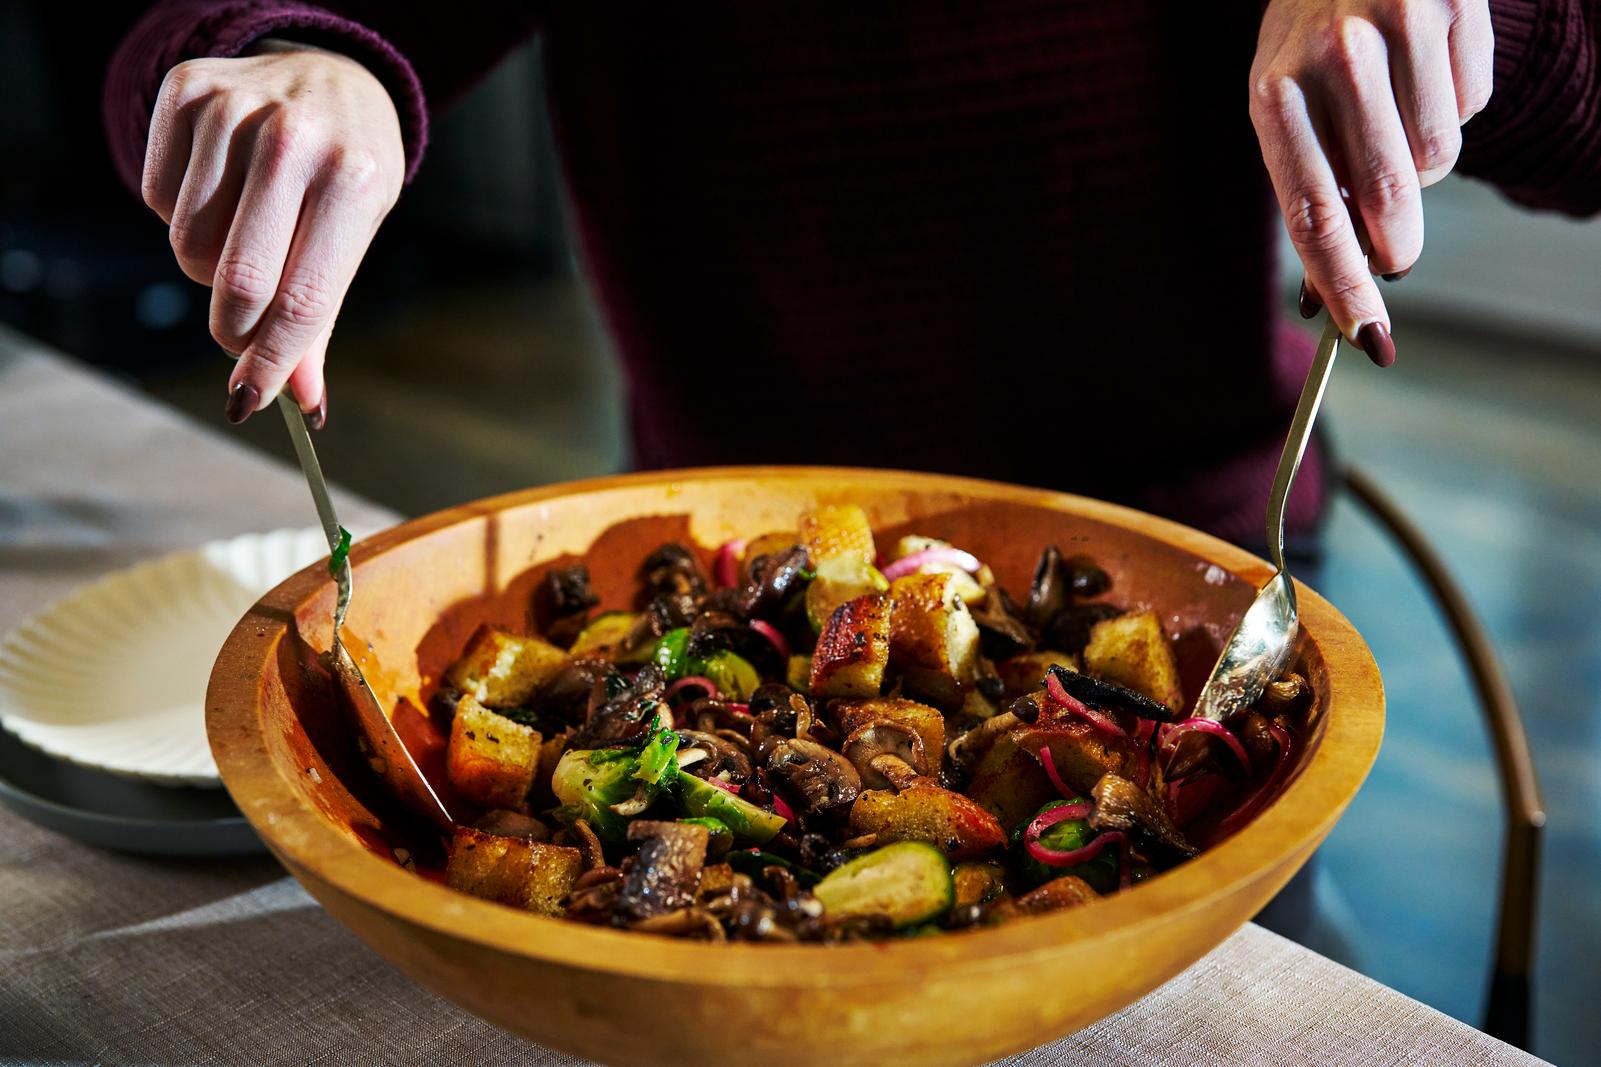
[328,526,352,577]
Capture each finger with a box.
[1448,1,1495,121]
[142,71,196,224]
[168,103,254,287]
[210,115,314,353]
[1251,73,1394,365]
[287,320,332,425]
[1387,3,1462,186]
[1328,19,1424,280]
[224,167,381,421]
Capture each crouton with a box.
[445,826,583,915]
[446,696,542,810]
[1082,610,1184,712]
[444,625,569,708]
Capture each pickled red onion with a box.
[880,546,982,582]
[714,539,746,588]
[1044,672,1128,740]
[748,619,791,660]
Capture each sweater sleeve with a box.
[102,1,539,196]
[1460,0,1601,216]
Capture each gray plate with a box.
[0,727,263,855]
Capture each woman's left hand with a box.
[1250,0,1494,365]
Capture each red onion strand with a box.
[1158,717,1251,772]
[748,619,791,660]
[713,539,746,588]
[1044,672,1129,739]
[880,546,982,582]
[665,676,720,702]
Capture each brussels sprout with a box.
[1013,798,1117,893]
[694,651,761,701]
[675,774,786,843]
[551,728,681,841]
[652,627,692,680]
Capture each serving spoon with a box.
[276,393,455,830]
[1191,315,1342,723]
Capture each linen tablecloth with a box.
[0,326,1546,1066]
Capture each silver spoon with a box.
[1191,316,1342,722]
[276,393,455,829]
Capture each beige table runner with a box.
[0,328,1545,1066]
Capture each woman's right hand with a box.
[142,39,405,425]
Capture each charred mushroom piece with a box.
[472,809,551,842]
[568,818,607,871]
[539,658,608,724]
[688,613,784,676]
[766,737,862,814]
[1043,602,1124,656]
[676,729,755,784]
[571,664,668,748]
[641,543,708,601]
[616,820,711,922]
[1062,554,1111,597]
[969,584,1036,660]
[843,722,930,789]
[540,565,602,646]
[1026,546,1072,629]
[739,544,811,618]
[1047,665,1178,723]
[1089,774,1198,862]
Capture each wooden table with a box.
[0,325,1546,1066]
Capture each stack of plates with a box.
[0,529,332,854]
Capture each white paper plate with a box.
[0,529,334,788]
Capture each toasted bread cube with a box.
[447,696,541,810]
[849,783,1006,861]
[997,651,1080,700]
[697,862,736,900]
[446,826,583,915]
[810,593,892,698]
[1011,721,1131,797]
[1082,610,1184,712]
[799,504,876,567]
[964,732,1058,833]
[829,696,945,771]
[887,572,980,707]
[444,625,569,708]
[1016,875,1099,914]
[953,861,1007,908]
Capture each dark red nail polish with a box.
[1357,322,1396,368]
[309,396,327,431]
[1298,280,1322,320]
[225,382,260,424]
[1381,268,1411,282]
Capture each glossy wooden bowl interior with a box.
[207,467,1383,1067]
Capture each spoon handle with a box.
[276,392,353,634]
[1266,317,1342,572]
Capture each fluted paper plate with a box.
[0,529,333,787]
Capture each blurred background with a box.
[2,5,1599,1064]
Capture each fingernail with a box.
[1298,280,1322,320]
[225,382,260,424]
[1381,268,1411,282]
[309,395,327,431]
[1356,321,1396,368]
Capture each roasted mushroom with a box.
[676,728,755,784]
[616,820,711,922]
[739,544,811,619]
[1089,774,1197,862]
[766,738,862,814]
[570,664,667,748]
[1026,545,1072,629]
[843,722,930,789]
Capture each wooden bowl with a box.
[207,467,1383,1067]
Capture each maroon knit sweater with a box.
[104,2,1601,544]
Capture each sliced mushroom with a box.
[843,722,929,788]
[739,544,810,618]
[616,820,711,922]
[947,709,1023,771]
[765,737,861,814]
[569,818,606,871]
[676,729,755,783]
[1089,774,1197,862]
[628,906,726,940]
[969,583,1036,660]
